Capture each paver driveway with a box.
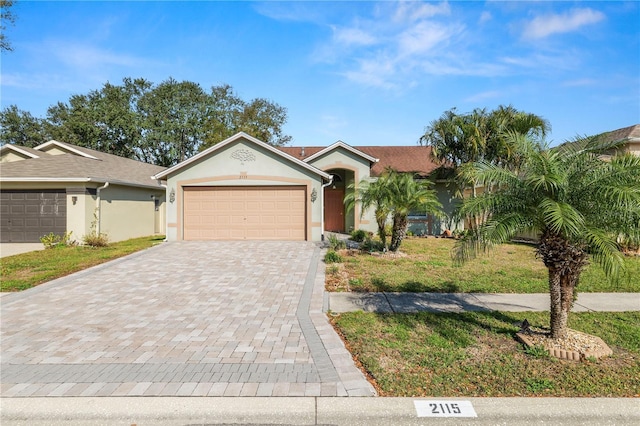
[1,241,375,397]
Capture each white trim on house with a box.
[153,132,331,181]
[35,140,99,160]
[0,144,41,159]
[302,140,379,164]
[0,177,164,190]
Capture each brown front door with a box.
[324,187,345,233]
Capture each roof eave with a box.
[0,177,164,190]
[0,144,40,159]
[34,140,99,160]
[153,132,330,180]
[303,141,379,164]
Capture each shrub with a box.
[40,231,76,249]
[326,264,340,275]
[350,229,368,242]
[324,250,343,264]
[327,234,346,251]
[82,232,109,247]
[361,237,384,253]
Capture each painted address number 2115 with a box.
[414,400,477,418]
[430,403,461,414]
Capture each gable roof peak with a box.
[35,140,99,160]
[303,140,379,164]
[153,132,330,180]
[0,144,43,160]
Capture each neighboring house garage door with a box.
[183,186,306,241]
[0,189,67,243]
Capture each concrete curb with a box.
[1,397,638,425]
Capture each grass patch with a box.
[336,238,639,293]
[1,235,165,292]
[332,311,640,397]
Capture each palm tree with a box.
[345,174,392,248]
[385,171,443,252]
[454,135,640,339]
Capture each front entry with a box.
[324,187,345,233]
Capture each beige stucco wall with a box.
[0,151,30,163]
[625,141,640,156]
[306,147,377,234]
[164,138,325,241]
[38,146,69,156]
[0,181,165,243]
[97,184,165,243]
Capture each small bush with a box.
[327,234,346,251]
[82,232,109,247]
[326,264,340,275]
[40,231,76,249]
[350,229,368,242]
[324,250,343,264]
[361,237,384,252]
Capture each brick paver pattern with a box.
[1,241,375,397]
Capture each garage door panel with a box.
[0,189,67,243]
[183,186,306,241]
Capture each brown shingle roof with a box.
[0,141,166,189]
[279,145,441,177]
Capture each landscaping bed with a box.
[331,310,640,397]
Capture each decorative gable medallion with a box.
[230,149,256,165]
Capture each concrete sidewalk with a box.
[1,397,638,425]
[327,292,640,313]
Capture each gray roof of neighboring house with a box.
[595,124,640,143]
[0,141,166,189]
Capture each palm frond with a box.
[583,228,626,284]
[538,198,584,237]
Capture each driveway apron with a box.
[1,241,375,397]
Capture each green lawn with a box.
[331,237,639,293]
[1,235,165,292]
[332,310,640,397]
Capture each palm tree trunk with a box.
[548,267,568,339]
[539,230,588,339]
[375,209,387,248]
[389,213,408,252]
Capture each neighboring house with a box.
[156,132,457,242]
[0,141,166,243]
[595,123,640,157]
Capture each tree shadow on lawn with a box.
[371,278,464,293]
[375,292,542,338]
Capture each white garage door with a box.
[183,186,306,240]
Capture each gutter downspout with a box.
[320,176,334,241]
[96,182,110,235]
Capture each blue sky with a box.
[1,1,638,147]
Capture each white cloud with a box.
[463,90,503,103]
[562,78,597,87]
[49,42,144,70]
[522,8,605,40]
[343,56,397,89]
[392,1,451,23]
[479,11,492,24]
[331,26,377,46]
[397,21,457,57]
